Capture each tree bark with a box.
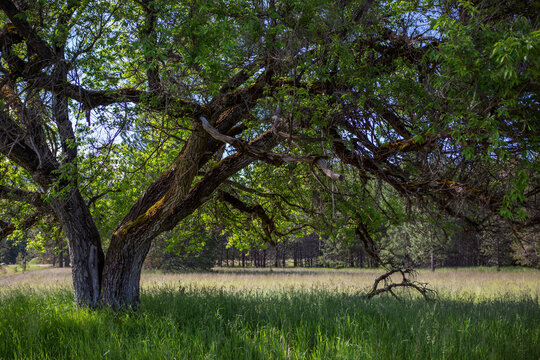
[99,232,152,309]
[99,121,284,308]
[51,190,104,306]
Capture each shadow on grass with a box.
[1,286,538,359]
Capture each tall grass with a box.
[1,268,539,359]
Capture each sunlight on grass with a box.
[1,267,539,359]
[0,264,53,276]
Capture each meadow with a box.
[0,267,539,359]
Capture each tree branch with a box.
[0,211,43,239]
[0,185,45,207]
[220,190,276,246]
[0,110,58,184]
[0,0,56,62]
[138,0,161,93]
[366,268,436,300]
[201,116,344,180]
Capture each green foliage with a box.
[1,0,539,278]
[384,218,458,267]
[149,230,223,271]
[426,4,539,220]
[0,237,25,264]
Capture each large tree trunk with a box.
[98,117,283,308]
[51,190,104,306]
[100,232,153,309]
[97,122,208,308]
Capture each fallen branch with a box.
[366,267,436,300]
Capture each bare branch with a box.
[315,159,344,181]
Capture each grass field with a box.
[0,267,539,359]
[0,264,52,276]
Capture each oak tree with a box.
[0,0,538,308]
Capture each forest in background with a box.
[3,213,538,271]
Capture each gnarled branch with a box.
[220,191,276,246]
[366,268,436,300]
[200,116,343,180]
[0,185,45,208]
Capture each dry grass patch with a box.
[1,266,538,301]
[140,267,540,300]
[0,266,69,288]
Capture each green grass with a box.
[0,268,539,359]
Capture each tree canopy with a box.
[0,0,538,308]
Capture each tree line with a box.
[5,215,532,271]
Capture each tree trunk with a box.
[51,190,104,307]
[97,118,284,308]
[64,248,70,267]
[496,239,500,271]
[100,232,152,309]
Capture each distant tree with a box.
[145,231,222,271]
[384,217,456,270]
[0,236,24,264]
